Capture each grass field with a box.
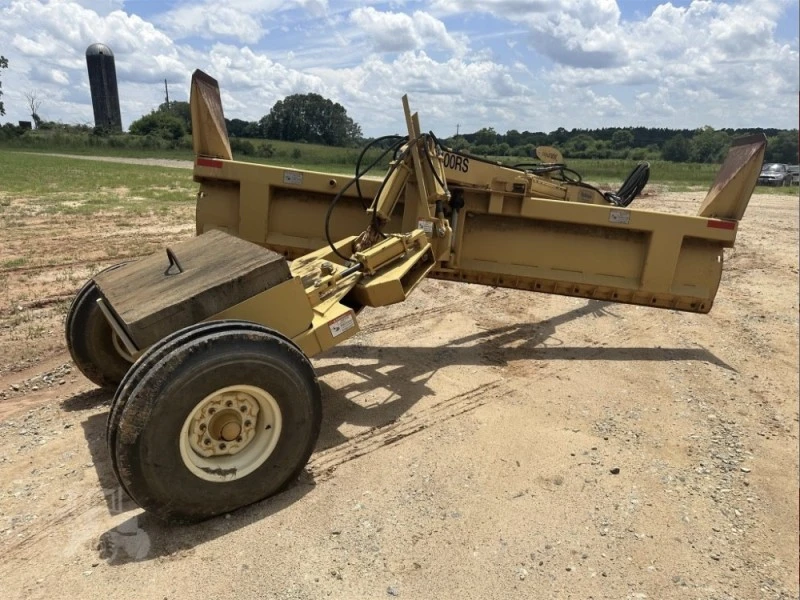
[0,152,196,217]
[0,149,795,221]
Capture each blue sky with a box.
[1,0,798,137]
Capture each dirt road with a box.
[0,190,797,599]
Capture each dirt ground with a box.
[0,186,797,600]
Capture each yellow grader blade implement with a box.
[698,133,767,220]
[191,64,766,316]
[189,69,232,160]
[64,68,767,523]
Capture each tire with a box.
[65,270,133,388]
[111,324,321,523]
[106,320,301,493]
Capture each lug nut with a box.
[204,438,211,445]
[240,406,247,413]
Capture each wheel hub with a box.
[188,391,260,457]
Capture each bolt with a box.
[199,423,207,431]
[226,400,233,407]
[204,438,211,445]
[208,408,216,415]
[219,443,226,450]
[240,406,247,413]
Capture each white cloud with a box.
[543,0,799,126]
[156,0,331,44]
[349,7,467,55]
[0,0,796,136]
[157,3,267,44]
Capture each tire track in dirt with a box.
[308,380,506,480]
[357,306,449,335]
[1,380,506,564]
[0,255,150,277]
[1,491,104,561]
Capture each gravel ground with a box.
[0,185,797,600]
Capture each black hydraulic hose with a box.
[325,139,409,261]
[513,162,583,183]
[604,162,649,207]
[421,132,447,189]
[354,135,406,208]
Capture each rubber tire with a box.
[65,272,133,388]
[106,320,301,493]
[111,324,321,523]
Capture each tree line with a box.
[0,52,796,166]
[442,125,797,164]
[124,90,798,164]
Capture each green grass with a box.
[2,257,27,268]
[0,132,391,174]
[0,152,197,215]
[0,147,794,223]
[491,156,719,188]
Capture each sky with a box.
[1,0,798,137]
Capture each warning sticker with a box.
[283,170,303,185]
[417,219,434,235]
[609,209,630,225]
[329,312,356,338]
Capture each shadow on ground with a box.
[68,300,731,564]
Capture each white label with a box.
[417,219,434,234]
[283,170,303,185]
[329,312,355,337]
[609,209,630,224]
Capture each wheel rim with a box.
[179,384,283,482]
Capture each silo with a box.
[86,43,122,131]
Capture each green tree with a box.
[158,100,191,133]
[226,118,258,138]
[765,131,798,164]
[0,56,8,116]
[444,135,470,151]
[611,129,634,151]
[472,127,497,146]
[492,142,511,156]
[690,127,730,163]
[505,129,522,147]
[129,111,186,140]
[662,134,690,162]
[563,134,595,157]
[259,93,362,146]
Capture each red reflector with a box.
[196,157,223,169]
[706,219,736,230]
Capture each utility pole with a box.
[164,79,170,108]
[456,123,460,136]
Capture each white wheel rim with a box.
[179,384,283,482]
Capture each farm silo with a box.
[85,43,122,132]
